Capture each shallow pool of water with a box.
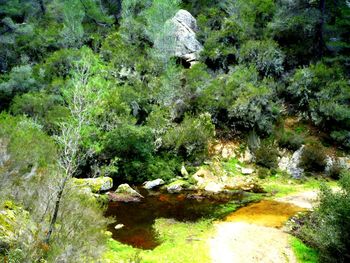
[105,188,241,249]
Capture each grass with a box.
[290,237,319,263]
[262,173,336,198]
[103,219,214,263]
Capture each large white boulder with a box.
[160,9,203,66]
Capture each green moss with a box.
[104,219,214,263]
[223,157,241,175]
[73,177,113,193]
[167,180,190,188]
[290,237,319,263]
[262,175,335,198]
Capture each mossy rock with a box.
[73,177,113,193]
[166,180,190,193]
[0,201,31,249]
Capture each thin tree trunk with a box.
[44,176,69,244]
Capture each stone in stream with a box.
[143,179,165,190]
[73,177,113,192]
[108,184,144,202]
[166,180,189,193]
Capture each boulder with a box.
[241,168,254,175]
[239,148,254,163]
[114,224,124,230]
[278,146,304,179]
[204,182,224,193]
[338,156,350,170]
[225,177,264,193]
[73,177,113,192]
[166,180,189,193]
[109,184,144,202]
[181,165,189,177]
[162,9,203,66]
[192,167,263,193]
[143,179,165,190]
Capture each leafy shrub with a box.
[299,171,350,262]
[277,131,304,151]
[327,161,343,180]
[257,167,271,179]
[255,141,279,169]
[199,66,281,134]
[0,65,38,108]
[103,124,154,183]
[238,40,285,76]
[10,92,69,132]
[287,62,349,148]
[163,113,215,161]
[146,156,181,181]
[300,141,327,173]
[330,130,350,149]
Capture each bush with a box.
[287,62,349,149]
[327,161,343,180]
[199,66,282,134]
[10,92,69,132]
[238,40,285,76]
[299,171,350,262]
[163,113,215,161]
[257,167,271,179]
[255,141,279,169]
[103,124,154,183]
[277,131,304,151]
[300,141,327,173]
[146,156,181,181]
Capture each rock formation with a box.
[163,9,203,66]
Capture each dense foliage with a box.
[0,0,349,261]
[299,171,350,262]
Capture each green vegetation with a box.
[298,171,350,262]
[104,219,214,263]
[0,0,349,261]
[291,237,319,263]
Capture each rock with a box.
[239,148,254,163]
[192,168,215,188]
[0,201,33,248]
[162,9,203,66]
[143,179,165,189]
[204,182,224,193]
[166,180,189,193]
[222,147,235,159]
[0,139,10,167]
[115,184,143,197]
[241,168,254,175]
[181,165,189,177]
[338,156,350,170]
[325,156,335,173]
[109,184,144,202]
[278,146,304,179]
[114,224,124,230]
[73,177,113,192]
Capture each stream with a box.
[105,187,243,249]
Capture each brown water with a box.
[105,188,242,249]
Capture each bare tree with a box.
[45,56,96,244]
